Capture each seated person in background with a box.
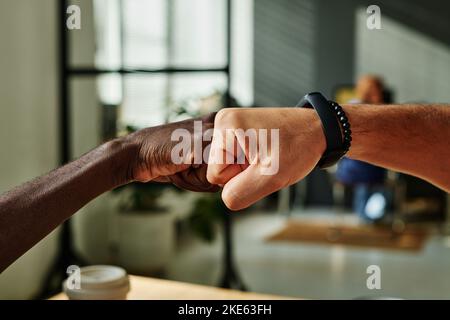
[337,76,389,222]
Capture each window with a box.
[92,0,250,129]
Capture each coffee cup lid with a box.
[63,265,130,300]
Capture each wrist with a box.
[341,104,374,160]
[290,108,326,160]
[306,108,327,157]
[104,136,141,187]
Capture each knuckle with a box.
[206,165,225,184]
[206,169,220,184]
[215,108,241,128]
[221,188,244,211]
[223,196,240,211]
[210,175,225,185]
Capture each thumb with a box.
[221,164,286,211]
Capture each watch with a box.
[296,92,352,168]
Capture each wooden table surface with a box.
[51,275,293,300]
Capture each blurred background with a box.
[0,0,449,299]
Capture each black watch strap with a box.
[296,92,350,169]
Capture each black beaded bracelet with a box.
[330,101,352,152]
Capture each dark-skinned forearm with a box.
[0,114,218,272]
[0,138,136,272]
[344,104,450,192]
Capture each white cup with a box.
[63,265,130,300]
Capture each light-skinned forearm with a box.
[343,104,450,192]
